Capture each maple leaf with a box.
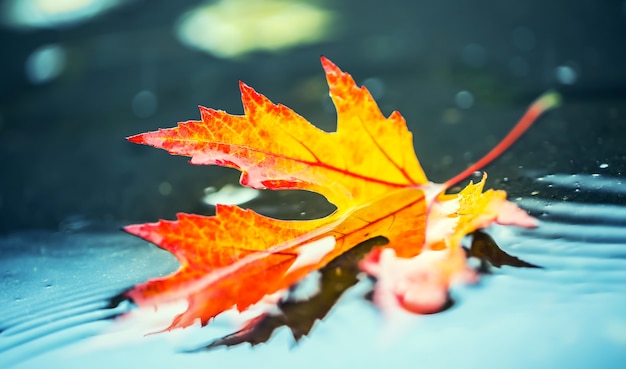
[125,57,559,333]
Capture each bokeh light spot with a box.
[25,44,67,84]
[555,65,577,85]
[455,90,474,109]
[2,0,130,29]
[131,90,158,119]
[175,0,334,59]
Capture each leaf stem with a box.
[443,91,561,189]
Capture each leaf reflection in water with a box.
[195,230,540,350]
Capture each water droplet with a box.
[599,163,609,169]
[132,90,158,118]
[555,65,577,85]
[455,90,474,109]
[25,44,66,84]
[158,181,172,196]
[531,191,539,196]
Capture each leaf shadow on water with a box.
[186,230,540,352]
[468,230,542,271]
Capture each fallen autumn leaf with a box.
[125,57,559,333]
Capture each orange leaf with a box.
[125,57,559,332]
[128,58,427,211]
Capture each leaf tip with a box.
[320,55,339,75]
[123,221,167,247]
[238,80,263,109]
[239,80,258,98]
[126,133,146,144]
[122,223,143,237]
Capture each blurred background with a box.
[1,0,625,234]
